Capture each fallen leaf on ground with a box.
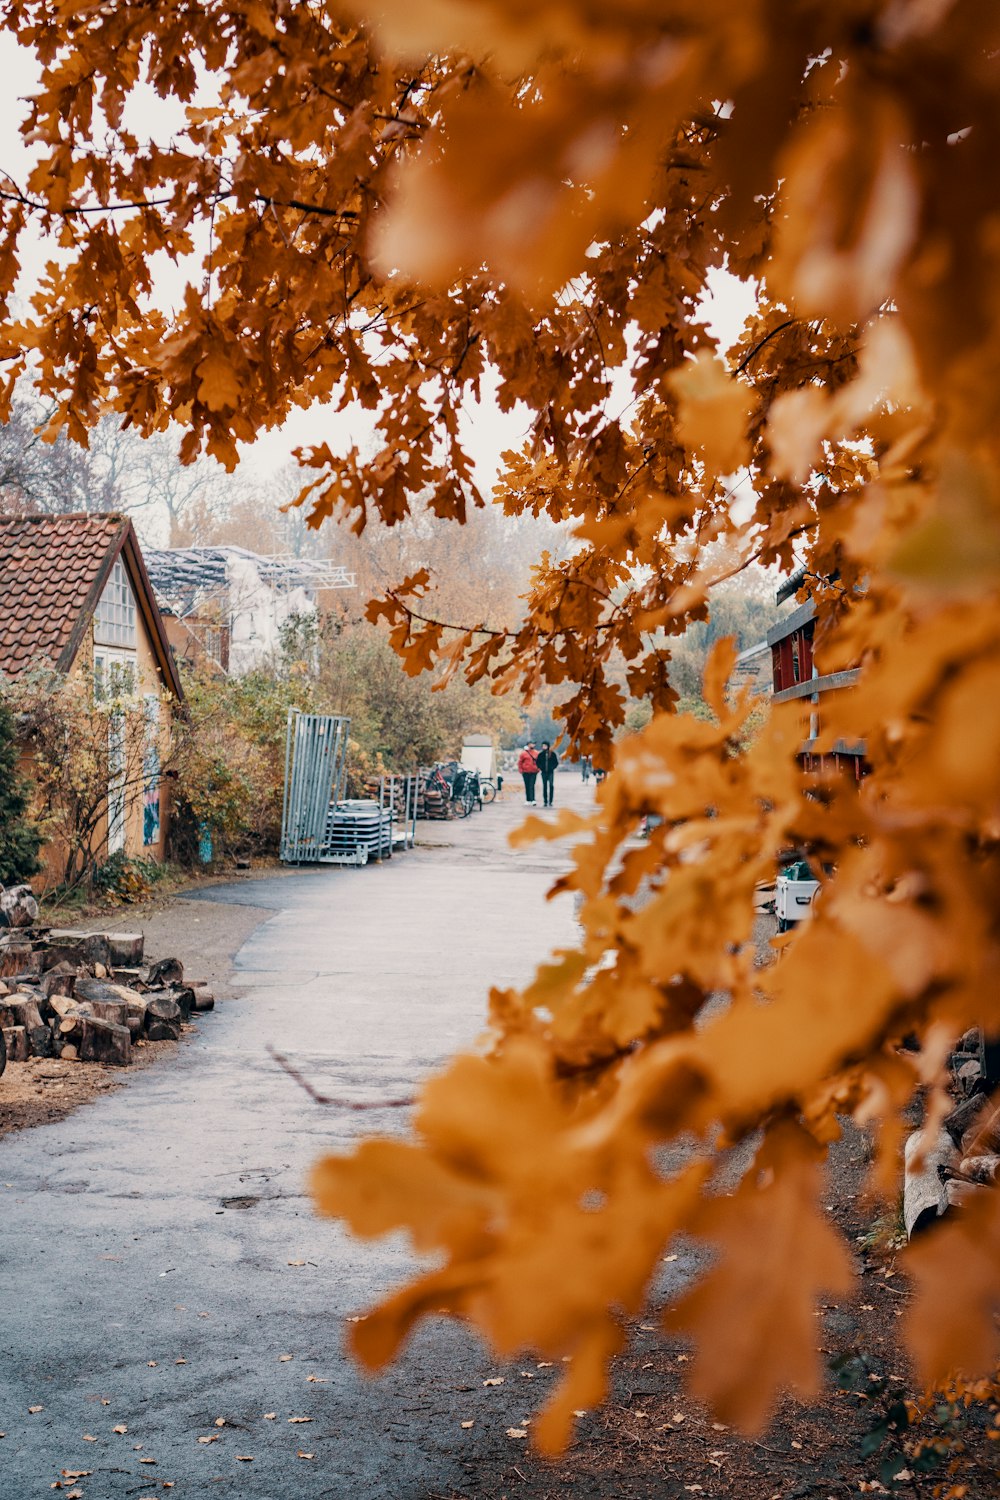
[113,1425,127,1434]
[28,1406,43,1413]
[297,1451,315,1459]
[288,1417,313,1424]
[139,1456,156,1464]
[665,1254,679,1262]
[506,1427,528,1439]
[483,1378,504,1387]
[60,1473,91,1480]
[263,1413,276,1420]
[147,1361,157,1368]
[672,1413,686,1423]
[197,1435,218,1445]
[536,1362,553,1369]
[287,1260,306,1267]
[175,1359,186,1365]
[236,1455,254,1461]
[214,1418,225,1428]
[461,1421,474,1429]
[279,1354,293,1362]
[81,1434,96,1442]
[306,1375,327,1384]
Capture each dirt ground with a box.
[0,870,278,1140]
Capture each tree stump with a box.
[108,933,144,966]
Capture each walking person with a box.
[517,742,539,805]
[580,754,591,784]
[537,741,559,807]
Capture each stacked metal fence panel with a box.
[325,800,393,863]
[280,711,350,863]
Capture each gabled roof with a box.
[0,512,183,700]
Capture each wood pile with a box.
[0,924,215,1076]
[363,770,452,821]
[903,1025,1000,1236]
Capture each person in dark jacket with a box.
[517,743,539,804]
[536,742,559,807]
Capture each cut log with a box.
[39,963,79,1001]
[49,995,93,1020]
[59,1043,78,1061]
[0,995,44,1032]
[144,995,181,1041]
[88,999,128,1027]
[191,989,215,1013]
[1,1024,29,1061]
[958,1153,1000,1185]
[146,956,184,988]
[146,1020,180,1041]
[108,933,144,966]
[74,977,147,1036]
[0,884,39,928]
[28,1025,52,1059]
[81,933,112,969]
[0,941,34,979]
[40,943,84,972]
[163,985,195,1023]
[58,1013,131,1066]
[111,967,145,986]
[903,1128,954,1238]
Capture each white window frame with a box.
[94,557,137,649]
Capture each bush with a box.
[0,697,43,885]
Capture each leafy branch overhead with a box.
[2,0,1000,1453]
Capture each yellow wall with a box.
[24,586,177,891]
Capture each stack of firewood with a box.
[0,925,215,1073]
[903,1026,1000,1237]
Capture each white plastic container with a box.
[776,875,820,924]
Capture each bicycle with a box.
[478,777,498,804]
[451,767,482,816]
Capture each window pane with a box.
[94,558,137,647]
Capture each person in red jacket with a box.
[517,743,539,805]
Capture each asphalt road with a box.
[0,777,592,1500]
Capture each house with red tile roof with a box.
[0,513,183,884]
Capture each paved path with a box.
[0,777,593,1499]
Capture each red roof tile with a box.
[0,513,129,678]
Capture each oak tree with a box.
[2,0,999,1451]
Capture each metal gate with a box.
[279,710,351,863]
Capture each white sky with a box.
[0,30,759,500]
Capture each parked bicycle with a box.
[451,766,482,816]
[478,776,498,804]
